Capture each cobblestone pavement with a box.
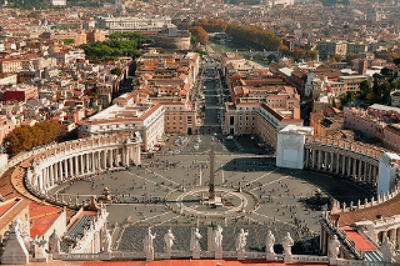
[56,134,373,254]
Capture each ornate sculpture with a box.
[143,228,156,261]
[32,236,48,259]
[265,230,275,255]
[381,236,393,263]
[236,228,248,253]
[49,229,61,253]
[190,228,202,258]
[214,225,223,251]
[103,229,112,253]
[164,229,175,255]
[282,232,294,256]
[328,235,340,259]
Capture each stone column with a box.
[63,160,67,180]
[69,157,73,177]
[317,150,322,170]
[110,150,114,168]
[357,160,362,181]
[49,164,54,187]
[336,154,340,174]
[305,149,310,168]
[39,169,44,191]
[352,159,357,179]
[330,152,334,172]
[42,167,47,190]
[342,155,346,175]
[92,152,96,171]
[346,157,351,176]
[324,151,328,171]
[368,164,373,184]
[102,151,107,169]
[134,146,141,166]
[86,153,90,173]
[312,150,316,169]
[126,147,130,167]
[80,155,84,175]
[56,162,61,182]
[363,162,368,182]
[73,156,77,176]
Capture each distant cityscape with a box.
[0,0,400,265]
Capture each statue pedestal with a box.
[237,251,246,260]
[284,254,293,264]
[191,249,200,259]
[215,249,223,260]
[266,253,277,261]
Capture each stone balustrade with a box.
[51,249,391,265]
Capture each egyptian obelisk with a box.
[209,141,215,201]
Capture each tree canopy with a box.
[4,120,61,156]
[80,33,152,61]
[189,26,209,45]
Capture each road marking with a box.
[251,175,290,191]
[127,171,173,191]
[244,170,276,186]
[154,215,181,226]
[145,169,179,186]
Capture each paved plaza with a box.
[50,133,373,254]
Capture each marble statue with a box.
[32,236,48,260]
[282,232,294,256]
[328,235,340,259]
[1,219,29,264]
[236,228,248,253]
[104,229,112,253]
[49,230,61,253]
[382,236,393,263]
[143,228,156,261]
[164,229,175,255]
[214,225,223,251]
[190,228,202,258]
[265,230,275,255]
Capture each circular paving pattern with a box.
[165,185,259,217]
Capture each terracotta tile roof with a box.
[30,213,61,237]
[342,227,376,251]
[29,202,61,218]
[0,198,29,232]
[0,198,21,217]
[29,202,63,237]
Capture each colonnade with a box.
[29,136,141,192]
[377,228,400,248]
[304,147,379,186]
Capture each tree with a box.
[111,67,122,76]
[189,26,209,45]
[345,53,361,62]
[359,80,372,95]
[4,121,61,156]
[293,47,306,61]
[63,39,75,45]
[329,54,342,62]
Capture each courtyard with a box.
[49,134,372,254]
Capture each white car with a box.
[226,135,234,140]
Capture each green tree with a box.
[111,67,122,76]
[63,39,75,45]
